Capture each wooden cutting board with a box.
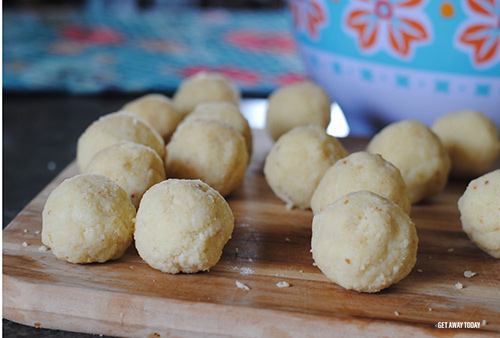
[3,130,500,337]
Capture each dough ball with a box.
[77,112,165,172]
[183,102,253,157]
[311,152,411,215]
[173,72,240,118]
[458,170,500,258]
[266,81,331,141]
[432,110,500,178]
[264,125,348,209]
[166,119,248,196]
[85,142,166,208]
[135,179,234,273]
[42,174,136,264]
[312,191,418,293]
[367,120,451,204]
[122,94,183,142]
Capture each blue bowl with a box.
[290,0,500,134]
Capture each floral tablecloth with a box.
[3,6,307,95]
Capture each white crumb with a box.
[428,308,432,311]
[482,319,487,326]
[38,245,48,252]
[152,280,156,282]
[235,280,250,291]
[235,248,239,253]
[299,270,304,273]
[240,223,250,227]
[130,266,134,269]
[276,281,290,288]
[21,242,28,247]
[23,229,28,233]
[34,230,40,234]
[455,282,463,290]
[417,269,423,273]
[464,270,477,278]
[447,248,454,252]
[285,202,294,211]
[240,267,254,275]
[394,311,400,316]
[285,237,291,242]
[312,262,317,266]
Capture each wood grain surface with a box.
[3,130,500,337]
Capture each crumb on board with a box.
[455,282,463,290]
[394,311,400,316]
[429,308,432,312]
[276,281,290,288]
[233,266,254,276]
[482,319,487,326]
[235,280,250,291]
[34,230,40,234]
[22,242,28,247]
[299,270,304,273]
[130,266,134,270]
[447,248,454,252]
[285,202,294,211]
[417,269,423,273]
[38,245,48,252]
[23,229,28,233]
[464,270,477,278]
[285,237,291,242]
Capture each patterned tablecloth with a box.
[3,5,307,95]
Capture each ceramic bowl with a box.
[290,0,500,134]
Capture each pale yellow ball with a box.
[122,94,183,142]
[432,110,500,178]
[312,191,418,293]
[166,119,248,196]
[458,170,500,258]
[264,125,348,209]
[311,152,411,215]
[85,142,166,208]
[266,81,331,141]
[77,112,165,172]
[367,120,451,204]
[182,102,253,157]
[173,72,240,118]
[42,174,136,264]
[135,179,234,273]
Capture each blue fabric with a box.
[3,7,307,95]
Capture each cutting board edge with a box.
[3,273,489,338]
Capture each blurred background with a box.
[4,0,306,96]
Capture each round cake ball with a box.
[42,174,136,264]
[77,112,165,172]
[122,94,183,142]
[432,110,500,178]
[264,125,348,209]
[173,72,240,118]
[311,152,411,215]
[266,81,331,141]
[135,179,234,273]
[312,191,418,293]
[166,119,248,196]
[367,120,451,204]
[458,170,500,258]
[183,102,253,157]
[85,142,166,208]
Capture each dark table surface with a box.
[3,93,157,337]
